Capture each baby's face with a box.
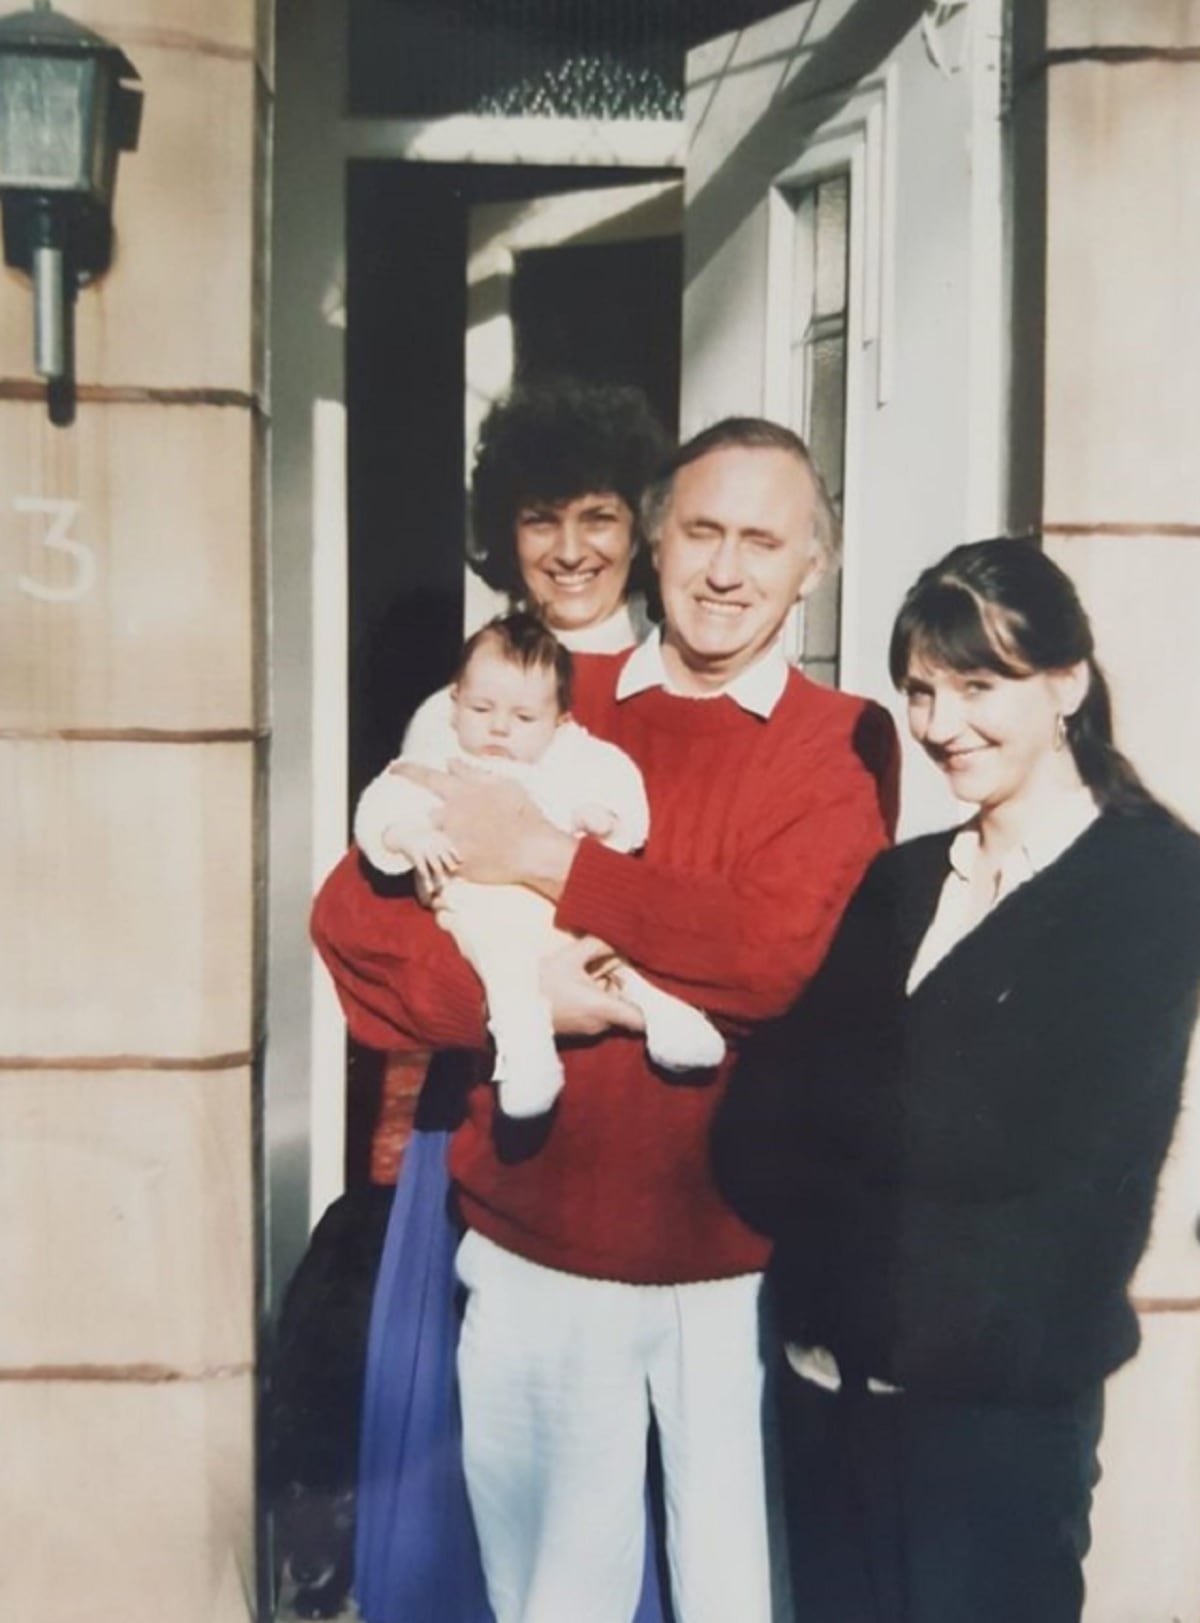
[451,645,563,764]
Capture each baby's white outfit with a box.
[353,689,725,1116]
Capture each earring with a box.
[1054,713,1067,751]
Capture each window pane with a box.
[808,332,846,501]
[802,573,841,663]
[800,654,839,691]
[814,175,848,318]
[779,168,850,686]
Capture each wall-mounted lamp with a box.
[0,0,142,425]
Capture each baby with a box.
[353,612,725,1117]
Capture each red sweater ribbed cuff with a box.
[556,837,644,952]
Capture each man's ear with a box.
[795,549,828,603]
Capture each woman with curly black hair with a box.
[468,377,668,642]
[352,378,673,1623]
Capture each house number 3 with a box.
[14,497,97,603]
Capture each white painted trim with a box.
[761,185,797,422]
[771,70,897,409]
[877,63,900,406]
[341,116,687,168]
[774,133,866,341]
[757,65,906,693]
[309,398,349,1226]
[862,97,885,352]
[838,144,869,695]
[762,135,868,692]
[964,0,1007,540]
[467,179,682,283]
[762,181,817,666]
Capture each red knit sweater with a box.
[312,652,897,1283]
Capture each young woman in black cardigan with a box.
[715,538,1200,1623]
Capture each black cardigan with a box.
[715,810,1200,1404]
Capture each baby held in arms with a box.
[354,612,725,1117]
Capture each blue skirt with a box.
[354,1127,669,1623]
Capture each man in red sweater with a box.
[313,419,896,1623]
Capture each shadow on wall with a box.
[685,0,926,288]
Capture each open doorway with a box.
[341,160,682,1182]
[269,155,681,1622]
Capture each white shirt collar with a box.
[947,788,1100,890]
[556,602,638,654]
[615,631,789,719]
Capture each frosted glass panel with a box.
[814,176,848,318]
[803,572,842,663]
[808,332,846,501]
[782,169,850,687]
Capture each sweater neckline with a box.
[611,667,804,736]
[904,812,1114,1003]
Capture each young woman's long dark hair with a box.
[888,537,1159,815]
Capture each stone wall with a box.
[1031,4,1200,1614]
[0,3,269,1617]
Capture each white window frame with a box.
[761,68,898,690]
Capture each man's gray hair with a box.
[639,417,842,567]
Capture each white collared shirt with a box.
[906,788,1100,993]
[615,630,789,719]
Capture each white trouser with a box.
[455,1230,787,1623]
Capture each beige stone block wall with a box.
[1044,61,1200,526]
[0,740,255,1058]
[0,1378,255,1623]
[65,0,258,50]
[1045,533,1200,821]
[1085,1315,1200,1621]
[0,1068,253,1370]
[0,49,260,393]
[1049,0,1200,50]
[0,0,268,1616]
[0,404,258,731]
[1040,14,1200,1616]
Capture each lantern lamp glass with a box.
[0,52,100,194]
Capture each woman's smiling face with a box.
[514,491,636,632]
[902,655,1087,813]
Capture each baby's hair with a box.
[456,610,573,713]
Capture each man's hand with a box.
[540,936,646,1038]
[388,761,576,898]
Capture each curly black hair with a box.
[468,378,672,604]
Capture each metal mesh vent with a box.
[349,0,785,120]
[475,51,679,120]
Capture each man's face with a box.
[654,446,826,693]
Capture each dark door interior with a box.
[344,159,682,1180]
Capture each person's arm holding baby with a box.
[353,681,463,895]
[345,617,650,1103]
